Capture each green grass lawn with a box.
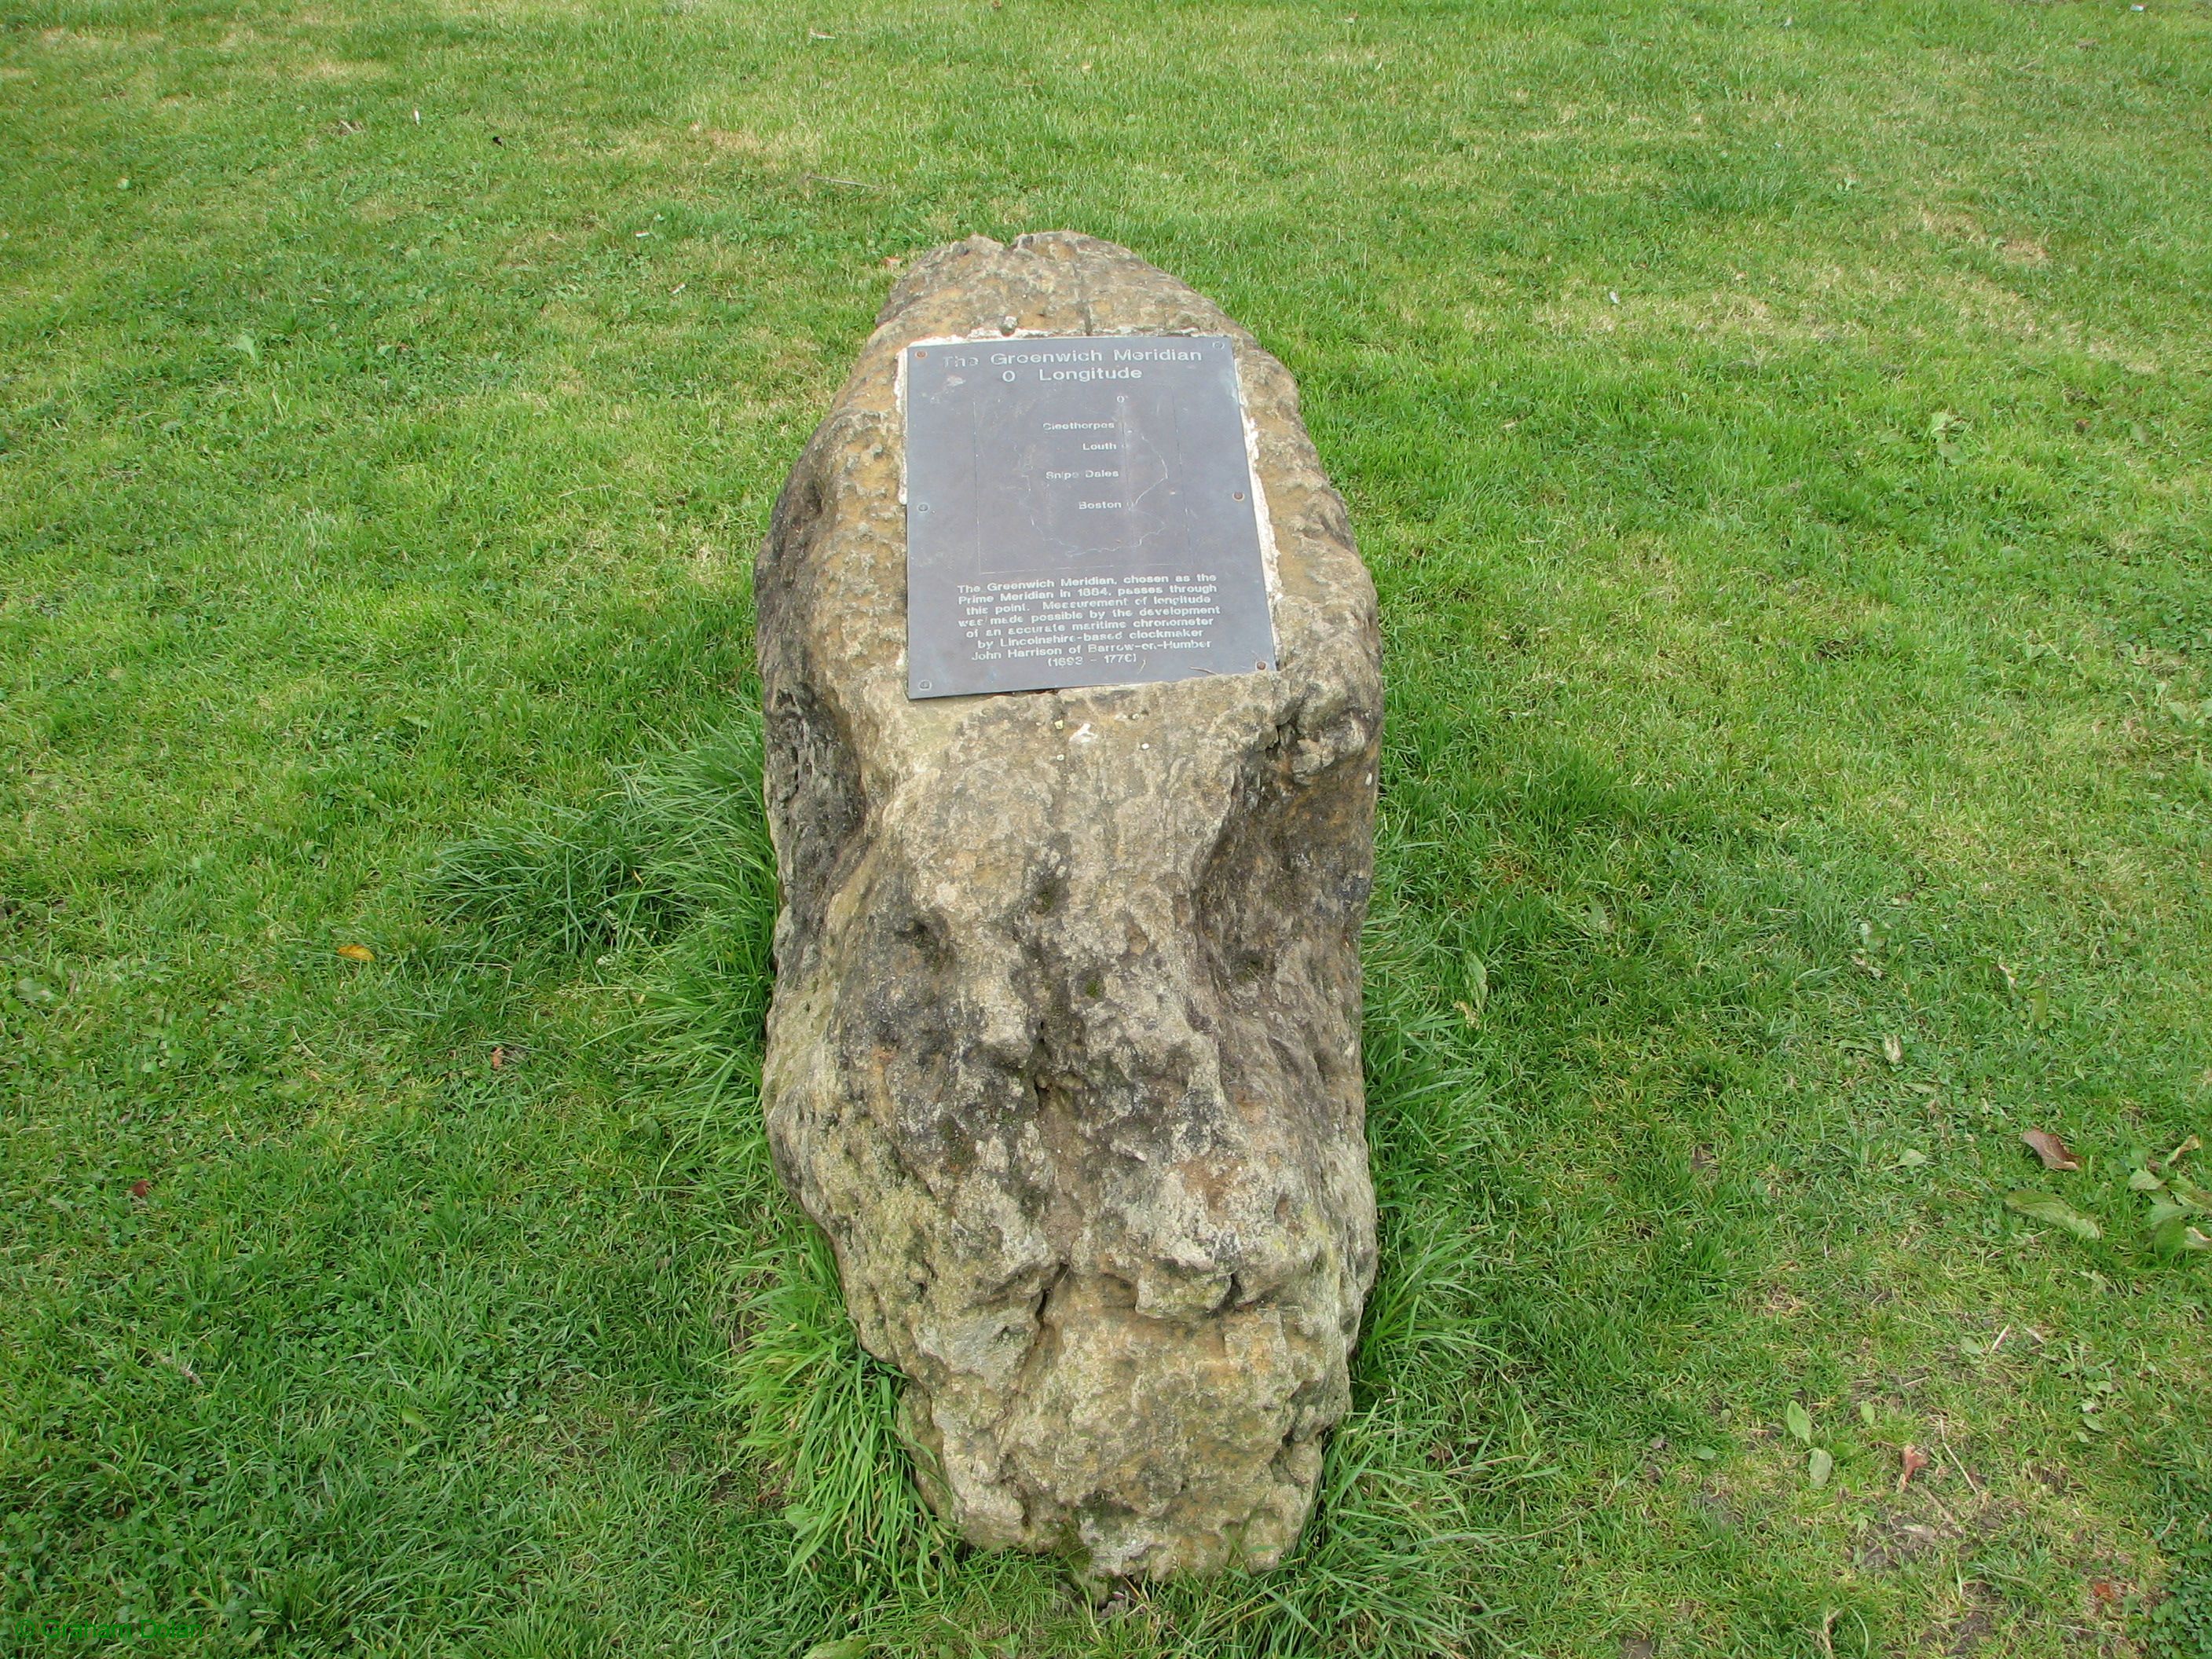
[4,0,2210,1652]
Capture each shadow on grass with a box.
[419,684,2196,1655]
[421,710,1560,1654]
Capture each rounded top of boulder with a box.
[877,231,1241,346]
[760,231,1377,756]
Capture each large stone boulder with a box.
[755,232,1381,1578]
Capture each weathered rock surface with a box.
[756,232,1381,1578]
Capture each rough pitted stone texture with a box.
[756,232,1381,1579]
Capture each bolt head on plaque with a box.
[903,334,1277,699]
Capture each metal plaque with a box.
[903,334,1276,699]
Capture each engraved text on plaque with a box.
[903,334,1276,699]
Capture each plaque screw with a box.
[917,503,930,512]
[914,349,927,358]
[1232,490,1245,500]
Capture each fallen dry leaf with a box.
[490,1046,507,1070]
[2022,1129,2079,1171]
[335,943,374,963]
[1898,1444,1929,1490]
[129,1179,150,1200]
